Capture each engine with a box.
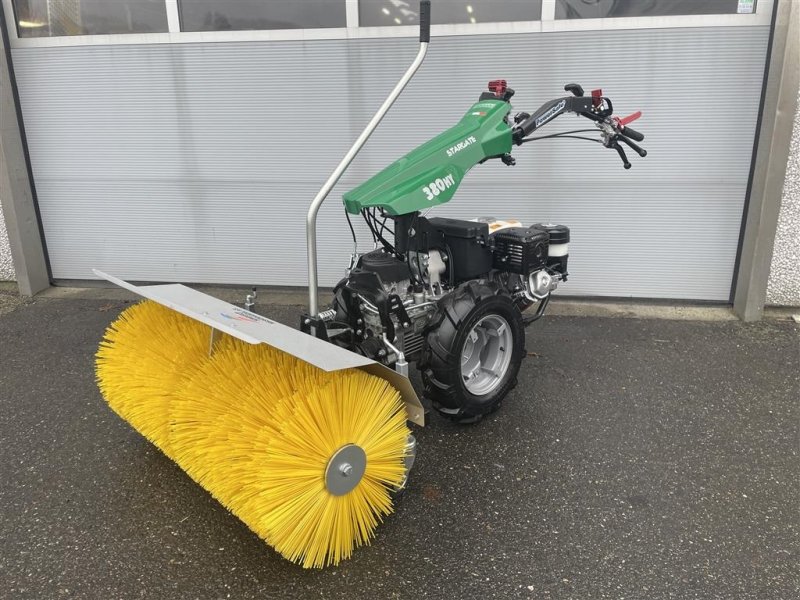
[308,214,569,369]
[492,221,570,302]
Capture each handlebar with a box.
[512,84,647,169]
[419,0,431,43]
[621,125,644,142]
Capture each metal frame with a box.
[0,0,773,49]
[0,0,49,296]
[306,39,428,315]
[165,0,180,34]
[345,0,360,29]
[732,0,799,320]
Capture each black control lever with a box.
[611,141,632,169]
[617,135,647,158]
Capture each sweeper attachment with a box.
[95,0,647,568]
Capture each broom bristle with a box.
[168,339,324,539]
[96,300,411,568]
[96,301,210,455]
[261,373,409,568]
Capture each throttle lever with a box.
[613,111,644,141]
[615,111,642,126]
[617,135,647,158]
[611,141,632,169]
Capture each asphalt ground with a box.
[0,292,797,599]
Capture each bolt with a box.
[403,322,411,328]
[339,463,353,477]
[304,318,311,325]
[378,349,387,357]
[356,329,362,336]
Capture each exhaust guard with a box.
[94,269,425,427]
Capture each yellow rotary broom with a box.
[97,302,414,568]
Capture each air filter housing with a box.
[491,225,550,275]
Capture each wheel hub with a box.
[325,444,367,496]
[460,314,513,396]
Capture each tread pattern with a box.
[419,281,525,423]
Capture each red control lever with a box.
[615,111,642,126]
[591,88,603,108]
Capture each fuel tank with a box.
[343,99,513,216]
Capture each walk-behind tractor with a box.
[95,1,646,568]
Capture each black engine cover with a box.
[426,217,494,281]
[391,214,494,282]
[357,250,410,284]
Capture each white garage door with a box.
[11,25,769,300]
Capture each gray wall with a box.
[11,27,769,300]
[0,203,14,280]
[767,90,800,306]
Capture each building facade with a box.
[767,89,800,306]
[0,0,797,308]
[0,208,13,280]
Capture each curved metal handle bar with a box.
[306,41,429,316]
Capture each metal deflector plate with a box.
[93,270,424,426]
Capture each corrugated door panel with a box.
[11,27,768,300]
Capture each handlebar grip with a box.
[621,126,644,142]
[419,1,431,43]
[617,135,647,158]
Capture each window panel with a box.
[178,0,346,32]
[555,0,754,20]
[13,0,168,37]
[359,0,542,27]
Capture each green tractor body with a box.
[343,99,513,216]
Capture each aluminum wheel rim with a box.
[460,314,513,396]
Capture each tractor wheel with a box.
[421,281,525,424]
